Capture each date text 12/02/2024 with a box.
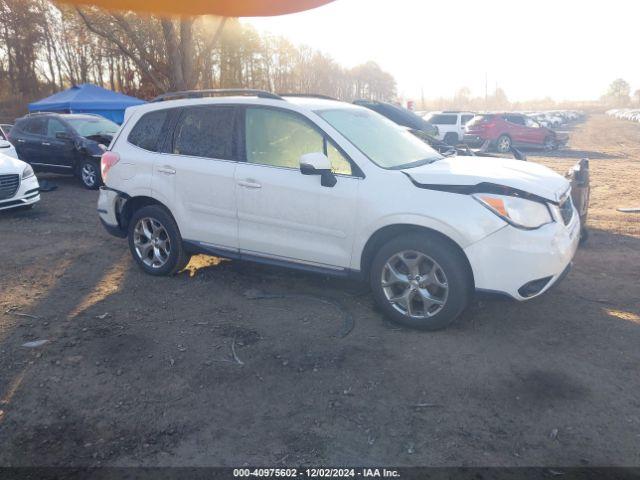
[233,468,401,478]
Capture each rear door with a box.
[504,114,527,144]
[15,117,47,164]
[235,106,359,270]
[154,105,239,251]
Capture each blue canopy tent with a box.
[28,84,145,124]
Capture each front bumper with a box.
[464,206,581,301]
[0,175,40,211]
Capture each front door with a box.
[43,117,76,167]
[235,107,360,271]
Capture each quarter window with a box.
[128,110,169,152]
[173,106,235,160]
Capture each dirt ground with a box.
[0,114,639,468]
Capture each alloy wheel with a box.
[81,162,97,187]
[133,217,171,268]
[497,137,511,152]
[381,250,449,319]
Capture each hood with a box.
[403,155,570,203]
[0,151,27,174]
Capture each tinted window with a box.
[245,108,323,169]
[46,118,68,138]
[173,107,235,160]
[425,114,457,125]
[128,110,169,152]
[467,115,494,127]
[461,114,474,125]
[505,115,525,125]
[25,117,46,135]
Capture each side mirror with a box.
[55,131,71,140]
[299,152,336,187]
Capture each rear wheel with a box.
[128,205,190,276]
[443,132,459,146]
[496,135,511,153]
[79,158,102,189]
[370,233,472,330]
[544,136,556,151]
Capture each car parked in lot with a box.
[9,113,119,189]
[353,99,439,138]
[0,152,40,211]
[421,111,475,145]
[464,113,562,153]
[98,90,580,330]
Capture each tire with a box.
[127,205,190,276]
[369,232,472,330]
[495,135,511,153]
[443,132,458,146]
[78,158,102,189]
[543,136,556,151]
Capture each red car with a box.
[463,113,562,153]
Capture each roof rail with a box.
[278,93,338,101]
[151,89,283,102]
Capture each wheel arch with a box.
[359,223,475,288]
[118,195,173,232]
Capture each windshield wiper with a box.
[390,157,441,170]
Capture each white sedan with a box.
[0,152,40,211]
[0,138,18,159]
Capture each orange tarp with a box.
[62,0,335,16]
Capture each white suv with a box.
[97,90,580,330]
[422,111,475,145]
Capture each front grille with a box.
[0,174,19,200]
[559,195,574,225]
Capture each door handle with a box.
[42,142,51,146]
[17,139,25,143]
[237,179,262,189]
[157,166,176,175]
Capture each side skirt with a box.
[183,240,363,280]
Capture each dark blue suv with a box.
[9,113,119,189]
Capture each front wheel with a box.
[79,158,102,189]
[495,135,511,153]
[370,233,472,330]
[128,205,190,276]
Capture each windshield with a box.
[317,107,442,169]
[65,117,119,137]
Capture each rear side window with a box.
[25,117,47,135]
[505,115,525,126]
[467,115,494,126]
[461,114,474,125]
[426,114,457,125]
[173,106,235,160]
[128,110,169,152]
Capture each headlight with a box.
[22,164,35,180]
[473,193,553,229]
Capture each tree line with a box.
[0,0,397,118]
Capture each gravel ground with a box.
[0,114,639,467]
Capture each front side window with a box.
[128,110,169,152]
[173,106,235,160]
[461,114,474,125]
[46,118,68,138]
[317,107,442,170]
[245,108,353,175]
[245,108,323,169]
[506,115,525,126]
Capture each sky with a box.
[243,0,640,102]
